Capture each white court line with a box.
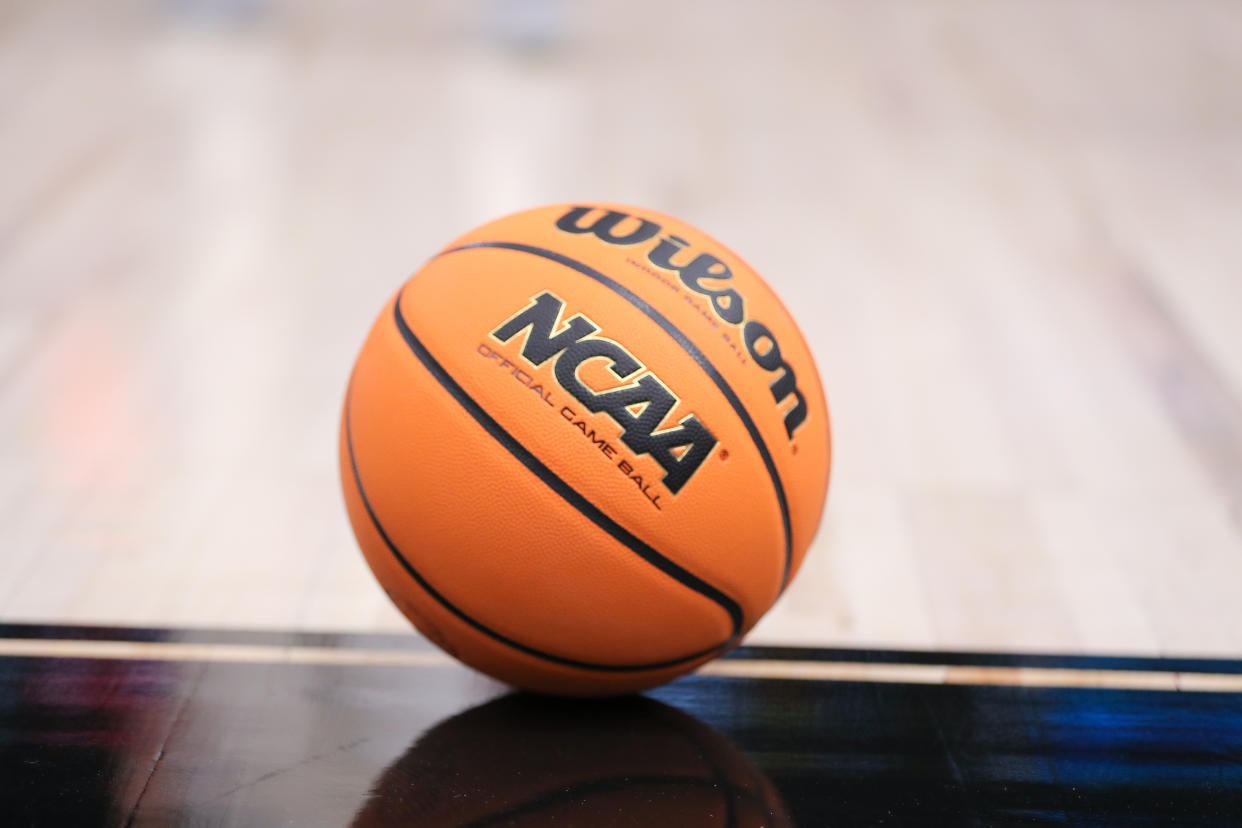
[0,638,451,667]
[2,638,1241,692]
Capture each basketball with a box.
[339,203,831,695]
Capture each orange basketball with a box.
[340,204,831,695]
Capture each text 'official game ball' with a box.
[340,204,831,695]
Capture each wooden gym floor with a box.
[2,2,1242,654]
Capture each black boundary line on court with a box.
[3,622,1241,675]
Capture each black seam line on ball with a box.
[390,291,743,645]
[438,240,793,590]
[350,293,745,673]
[346,377,730,673]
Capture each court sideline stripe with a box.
[3,638,1241,692]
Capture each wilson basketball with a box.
[339,203,831,695]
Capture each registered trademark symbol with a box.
[719,449,729,461]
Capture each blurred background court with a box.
[3,0,1241,657]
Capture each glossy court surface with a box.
[3,625,1241,826]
